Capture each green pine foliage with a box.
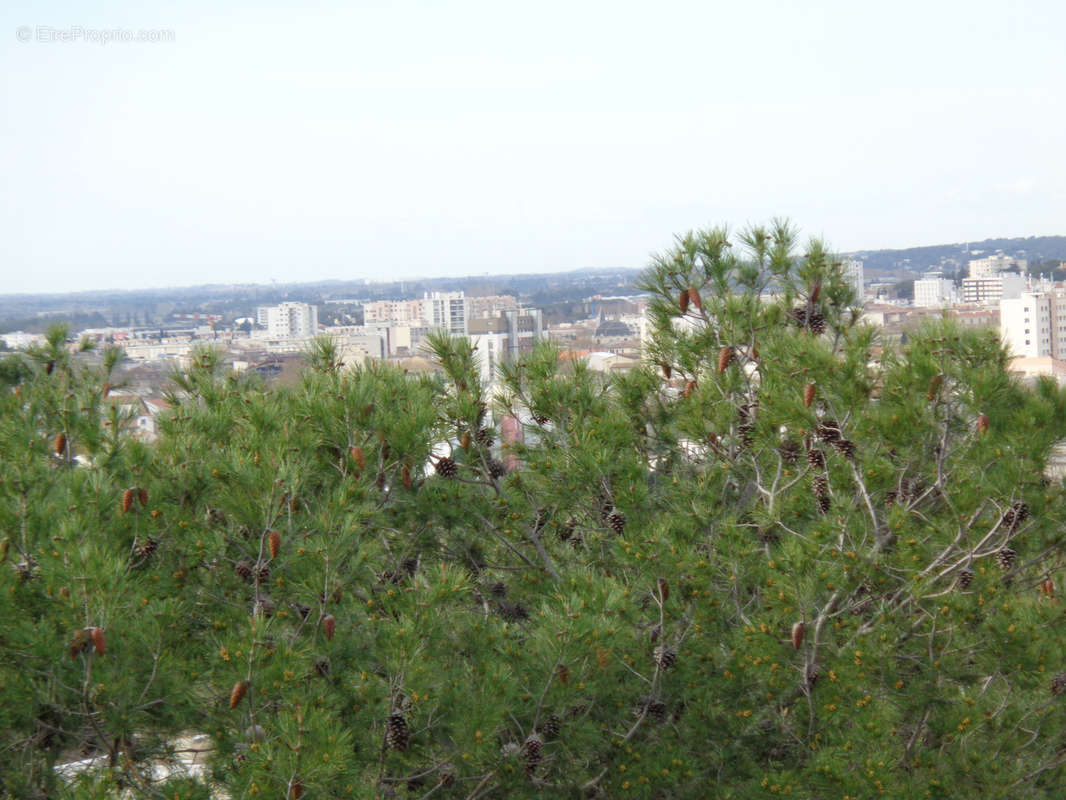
[2,225,1066,798]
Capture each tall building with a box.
[262,302,319,339]
[422,291,467,335]
[1000,290,1066,359]
[913,272,957,308]
[842,259,865,298]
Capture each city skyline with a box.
[3,0,1065,294]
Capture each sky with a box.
[2,0,1065,295]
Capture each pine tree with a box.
[2,225,1066,798]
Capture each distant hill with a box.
[5,234,1066,331]
[846,235,1066,279]
[0,267,644,333]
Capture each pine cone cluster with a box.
[488,459,507,480]
[385,711,410,751]
[807,448,826,470]
[234,561,253,582]
[537,713,561,741]
[475,427,495,448]
[812,475,830,514]
[1001,502,1030,533]
[816,420,842,444]
[737,403,757,448]
[996,547,1017,571]
[789,304,827,335]
[253,562,271,585]
[496,600,530,622]
[521,733,543,773]
[654,645,678,670]
[957,568,975,589]
[133,537,159,562]
[832,438,856,461]
[778,439,801,464]
[606,511,626,536]
[435,456,458,478]
[70,627,106,658]
[635,696,668,723]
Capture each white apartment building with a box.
[959,273,1025,305]
[913,273,957,308]
[261,302,319,339]
[468,332,508,387]
[467,309,544,385]
[1001,290,1066,359]
[842,259,865,298]
[969,253,1027,278]
[423,291,467,335]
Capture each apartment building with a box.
[422,291,467,335]
[842,259,865,298]
[1000,289,1066,359]
[969,253,1028,278]
[913,272,957,308]
[362,299,423,325]
[959,273,1025,305]
[467,309,544,385]
[256,302,319,338]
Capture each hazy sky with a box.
[2,0,1065,294]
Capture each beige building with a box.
[969,253,1027,278]
[362,299,423,325]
